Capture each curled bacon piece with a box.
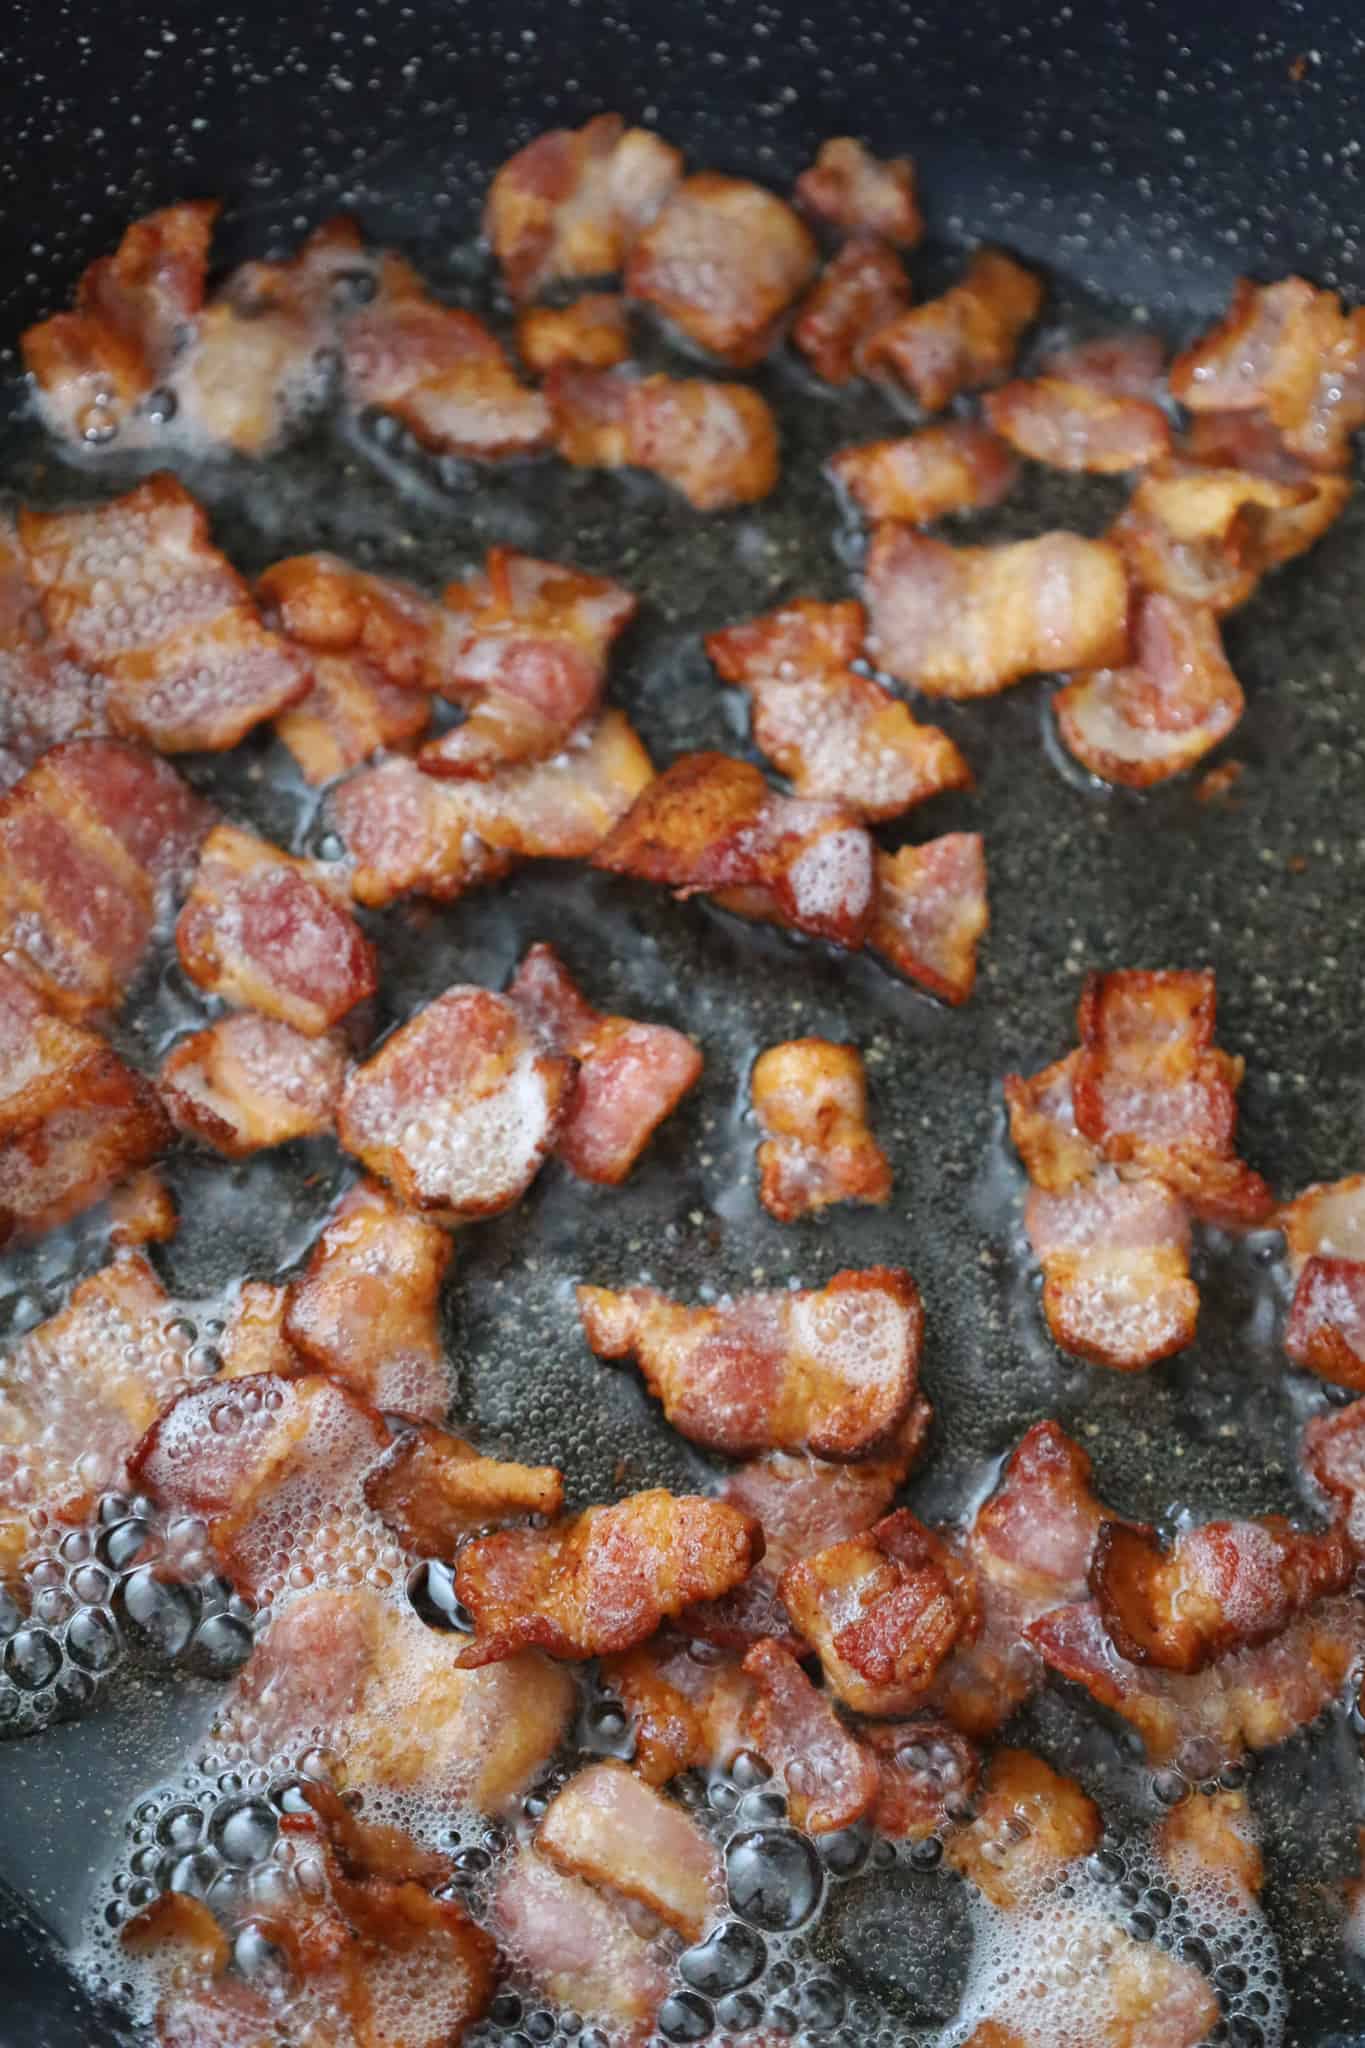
[158,1014,346,1158]
[1039,330,1167,400]
[549,363,781,509]
[791,238,911,385]
[829,424,1018,522]
[364,1423,563,1554]
[577,1266,924,1459]
[945,1748,1100,1910]
[751,1036,892,1222]
[108,1168,177,1249]
[453,1488,763,1666]
[485,113,683,302]
[1279,1175,1365,1388]
[870,835,989,1005]
[1170,274,1365,468]
[1111,455,1350,615]
[518,293,631,372]
[537,1759,722,1941]
[337,985,576,1224]
[740,1637,881,1834]
[861,247,1043,410]
[864,1717,980,1840]
[495,1848,671,2039]
[983,375,1171,472]
[1004,1051,1104,1193]
[626,172,818,365]
[795,139,924,246]
[706,599,971,821]
[1302,1396,1365,1548]
[1053,592,1244,788]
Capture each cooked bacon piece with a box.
[1302,1396,1365,1547]
[1024,1172,1199,1371]
[518,293,631,373]
[337,985,575,1224]
[795,140,924,246]
[257,553,438,689]
[283,1178,452,1418]
[592,752,876,948]
[453,1488,762,1666]
[273,651,431,784]
[1279,1175,1365,1388]
[158,1015,346,1158]
[495,1848,672,2036]
[508,942,701,1183]
[288,1775,453,1887]
[750,1037,892,1222]
[870,835,989,1005]
[578,1266,923,1459]
[537,1760,722,1940]
[108,1168,177,1248]
[122,1890,230,1978]
[864,1718,979,1840]
[343,253,552,458]
[627,172,818,366]
[861,248,1043,410]
[1111,456,1350,614]
[21,202,217,446]
[740,1637,881,1834]
[486,113,683,302]
[216,1281,298,1379]
[1170,274,1365,468]
[706,599,971,821]
[1054,593,1244,788]
[1003,1052,1098,1194]
[0,737,210,1019]
[330,1873,497,2045]
[549,363,781,509]
[1158,1787,1264,1905]
[598,1637,758,1785]
[829,425,1018,521]
[0,520,106,788]
[1182,405,1333,480]
[20,476,310,752]
[1039,330,1167,400]
[791,238,911,386]
[864,525,1129,697]
[983,375,1171,472]
[945,1749,1100,1909]
[364,1424,563,1554]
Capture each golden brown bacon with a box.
[861,247,1043,409]
[337,985,576,1224]
[495,1848,672,2040]
[1279,1175,1365,1389]
[791,238,911,385]
[20,476,311,753]
[453,1488,763,1666]
[1158,1786,1264,1906]
[577,1266,924,1459]
[272,650,432,786]
[1053,592,1244,788]
[1003,1052,1096,1193]
[508,942,702,1184]
[517,293,631,372]
[216,1281,297,1379]
[870,835,989,1005]
[794,139,924,245]
[364,1423,563,1554]
[750,1037,892,1222]
[982,374,1171,472]
[1111,455,1350,615]
[536,1760,722,1941]
[626,171,818,365]
[257,553,436,688]
[945,1749,1100,1910]
[176,824,378,1035]
[485,113,683,302]
[1302,1397,1365,1548]
[158,1014,346,1158]
[600,1637,756,1784]
[864,1718,980,1841]
[107,1168,177,1249]
[705,599,971,822]
[740,1638,881,1834]
[863,525,1129,697]
[548,363,781,509]
[1170,273,1365,468]
[828,424,1018,522]
[0,520,106,788]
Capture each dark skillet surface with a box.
[2,1,1365,2042]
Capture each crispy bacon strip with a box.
[1279,1176,1365,1388]
[364,1423,563,1553]
[453,1488,763,1666]
[706,599,971,821]
[1170,274,1365,468]
[518,293,631,372]
[829,424,1018,521]
[626,172,818,365]
[549,363,781,509]
[486,113,683,302]
[1111,455,1350,614]
[1054,593,1244,788]
[750,1036,892,1222]
[861,247,1043,409]
[740,1637,881,1834]
[578,1266,923,1459]
[791,238,911,386]
[864,525,1129,697]
[537,1760,722,1940]
[870,835,989,1005]
[158,1014,346,1158]
[1039,331,1167,400]
[864,1718,980,1840]
[945,1748,1100,1910]
[795,140,924,245]
[1003,1052,1097,1193]
[1302,1396,1365,1548]
[495,1848,671,2037]
[983,375,1171,472]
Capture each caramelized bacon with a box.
[795,140,924,246]
[740,1637,881,1834]
[486,113,683,302]
[363,1423,563,1554]
[864,1717,980,1840]
[864,525,1129,697]
[1302,1396,1365,1548]
[626,172,818,365]
[517,293,631,372]
[1170,274,1365,468]
[750,1036,892,1221]
[108,1168,177,1248]
[577,1266,924,1459]
[944,1749,1100,1910]
[1158,1786,1264,1904]
[495,1848,671,2037]
[1111,456,1350,615]
[861,247,1043,410]
[1039,330,1167,400]
[598,1637,759,1785]
[1279,1175,1365,1388]
[549,363,781,509]
[273,650,431,785]
[870,835,989,1005]
[828,424,1018,521]
[537,1760,722,1940]
[257,552,437,688]
[1002,1052,1097,1194]
[1054,593,1244,787]
[1023,1172,1199,1371]
[791,238,911,385]
[158,1014,345,1158]
[983,375,1171,472]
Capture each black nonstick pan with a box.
[2,0,1365,2042]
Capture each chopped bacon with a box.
[626,172,818,366]
[1302,1396,1365,1548]
[537,1760,722,1940]
[364,1423,563,1553]
[330,1873,498,2045]
[20,476,310,752]
[945,1748,1100,1910]
[864,525,1129,697]
[740,1637,881,1834]
[257,552,437,689]
[577,1266,924,1460]
[518,293,631,372]
[1039,331,1167,400]
[791,238,911,385]
[0,520,106,787]
[1158,1786,1264,1905]
[453,1488,762,1665]
[1023,1172,1199,1371]
[861,247,1043,410]
[342,252,552,458]
[983,375,1171,472]
[1054,592,1244,788]
[337,985,575,1223]
[1111,455,1350,614]
[599,1637,757,1784]
[216,1280,298,1379]
[123,1890,230,1978]
[273,651,432,785]
[1279,1175,1365,1388]
[158,1014,346,1158]
[706,599,971,821]
[549,363,781,509]
[108,1168,177,1248]
[1003,1051,1098,1193]
[864,1717,980,1840]
[1170,274,1365,468]
[870,835,989,1005]
[508,942,701,1184]
[283,1177,453,1418]
[485,113,683,302]
[495,1847,671,2037]
[795,140,924,246]
[829,425,1018,521]
[750,1036,892,1222]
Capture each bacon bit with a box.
[364,1424,563,1554]
[861,247,1043,410]
[599,1641,719,1785]
[1279,1175,1365,1388]
[508,942,701,1184]
[158,1014,346,1158]
[20,476,310,753]
[870,835,989,1005]
[108,1168,177,1248]
[549,363,781,509]
[518,293,631,372]
[1111,456,1350,615]
[216,1281,298,1379]
[0,519,106,787]
[289,1776,452,1887]
[983,375,1170,473]
[944,1749,1100,1910]
[1170,274,1365,468]
[1302,1396,1365,1548]
[337,985,575,1224]
[740,1637,881,1834]
[791,238,911,385]
[454,1489,763,1666]
[1054,593,1244,788]
[537,1760,722,1940]
[864,525,1129,697]
[578,1266,924,1460]
[1194,758,1244,805]
[864,1718,980,1840]
[495,1847,672,2037]
[486,113,683,302]
[1039,331,1167,400]
[1024,1173,1199,1372]
[257,552,438,688]
[795,139,924,246]
[627,172,818,365]
[750,1037,892,1222]
[273,650,432,785]
[829,424,1018,521]
[706,599,971,821]
[1158,1787,1264,1905]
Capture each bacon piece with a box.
[108,1168,177,1248]
[328,1873,497,2046]
[597,1637,759,1785]
[740,1637,881,1834]
[343,252,552,458]
[158,1014,346,1157]
[216,1281,299,1379]
[486,113,683,302]
[364,1423,563,1553]
[0,520,106,787]
[537,1760,722,1940]
[795,140,923,246]
[1302,1397,1365,1548]
[983,376,1171,472]
[495,1848,671,2037]
[862,247,1043,410]
[750,1036,891,1222]
[1170,274,1365,468]
[273,651,431,784]
[870,835,989,1005]
[1003,1052,1099,1194]
[1158,1786,1264,1905]
[706,599,971,821]
[829,425,1018,521]
[1054,593,1244,787]
[337,985,575,1223]
[549,363,781,509]
[1039,331,1167,400]
[627,172,818,365]
[518,293,631,372]
[1024,1172,1199,1371]
[945,1749,1100,1909]
[123,1890,230,1978]
[791,238,911,385]
[20,476,310,752]
[1280,1175,1365,1388]
[578,1266,923,1459]
[1111,456,1350,614]
[453,1488,762,1666]
[508,942,701,1184]
[257,553,437,688]
[864,525,1129,697]
[864,1718,980,1840]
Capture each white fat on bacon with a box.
[536,1760,722,1941]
